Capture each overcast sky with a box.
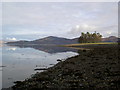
[2,2,118,41]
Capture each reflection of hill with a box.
[6,44,77,54]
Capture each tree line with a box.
[78,32,102,43]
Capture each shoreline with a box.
[5,44,120,90]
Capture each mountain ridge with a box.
[102,36,119,42]
[6,36,119,45]
[6,36,78,45]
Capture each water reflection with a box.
[6,44,77,54]
[7,47,17,51]
[2,44,78,88]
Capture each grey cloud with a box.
[67,25,118,38]
[2,2,118,40]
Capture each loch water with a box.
[1,44,78,89]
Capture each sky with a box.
[1,2,118,41]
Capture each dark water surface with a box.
[2,45,78,88]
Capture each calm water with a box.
[2,45,78,88]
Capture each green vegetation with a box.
[78,32,102,43]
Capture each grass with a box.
[60,42,118,47]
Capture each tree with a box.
[78,32,102,43]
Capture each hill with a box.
[6,36,78,45]
[6,36,119,45]
[30,36,78,45]
[102,36,119,42]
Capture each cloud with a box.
[67,24,118,38]
[68,24,97,36]
[6,37,17,41]
[2,2,118,40]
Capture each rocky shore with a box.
[12,44,120,90]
